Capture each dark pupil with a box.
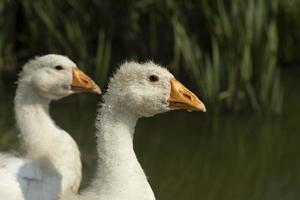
[149,75,159,82]
[55,65,63,70]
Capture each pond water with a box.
[0,69,299,200]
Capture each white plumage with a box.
[61,61,205,200]
[0,54,100,200]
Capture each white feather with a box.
[62,61,175,200]
[0,55,82,200]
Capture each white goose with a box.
[0,54,100,200]
[62,61,205,200]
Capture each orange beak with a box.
[168,78,206,112]
[71,67,101,94]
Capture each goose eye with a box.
[54,65,63,70]
[149,75,159,82]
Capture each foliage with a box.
[278,0,300,65]
[0,0,17,72]
[171,0,283,113]
[0,0,284,113]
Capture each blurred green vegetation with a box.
[1,0,298,114]
[278,0,300,65]
[172,0,282,114]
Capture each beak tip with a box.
[94,87,102,95]
[197,104,206,112]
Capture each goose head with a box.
[105,61,206,117]
[18,54,101,100]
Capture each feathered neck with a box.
[15,83,55,156]
[84,98,156,200]
[14,82,82,193]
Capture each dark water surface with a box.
[0,69,299,200]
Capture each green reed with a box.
[171,0,283,113]
[0,0,284,113]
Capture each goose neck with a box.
[15,83,83,193]
[90,103,155,199]
[95,103,138,160]
[14,84,57,156]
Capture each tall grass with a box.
[0,0,283,113]
[0,0,113,83]
[0,0,17,72]
[278,0,300,65]
[171,0,283,114]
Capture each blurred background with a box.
[0,0,300,199]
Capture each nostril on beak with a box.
[80,76,90,85]
[183,93,192,100]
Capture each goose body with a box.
[62,61,205,200]
[0,55,100,200]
